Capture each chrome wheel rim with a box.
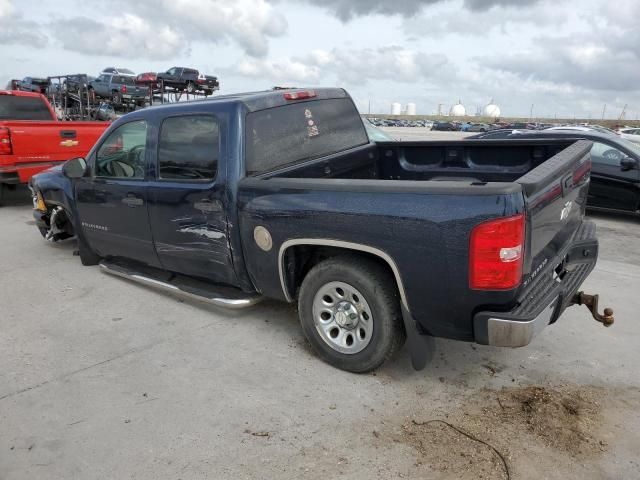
[312,281,373,354]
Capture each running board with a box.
[99,260,263,309]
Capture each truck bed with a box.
[265,139,577,184]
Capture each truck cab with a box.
[30,88,613,373]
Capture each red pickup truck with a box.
[0,90,108,201]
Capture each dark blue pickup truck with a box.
[30,88,613,372]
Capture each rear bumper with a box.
[473,220,598,347]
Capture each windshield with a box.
[119,68,135,75]
[0,95,53,120]
[619,137,640,156]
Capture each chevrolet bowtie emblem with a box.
[60,140,79,147]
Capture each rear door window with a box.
[157,115,219,181]
[245,98,369,174]
[0,95,52,120]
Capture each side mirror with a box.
[620,157,637,171]
[62,157,88,178]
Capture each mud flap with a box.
[401,304,434,370]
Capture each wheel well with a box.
[281,244,405,306]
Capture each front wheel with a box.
[298,256,405,373]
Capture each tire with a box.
[186,81,195,93]
[298,255,405,373]
[77,233,101,266]
[112,91,121,105]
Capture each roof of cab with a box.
[145,88,349,115]
[0,90,47,98]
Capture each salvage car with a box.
[15,77,50,94]
[157,67,220,94]
[0,90,108,203]
[88,74,149,106]
[619,127,640,144]
[30,88,613,372]
[431,121,458,131]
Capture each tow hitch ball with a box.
[571,292,614,327]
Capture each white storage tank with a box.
[391,102,402,115]
[450,101,466,117]
[484,103,501,119]
[406,103,417,116]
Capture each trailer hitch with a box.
[571,292,614,327]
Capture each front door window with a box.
[95,120,148,179]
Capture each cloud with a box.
[463,0,540,11]
[232,46,455,86]
[52,15,183,60]
[236,57,321,83]
[403,0,565,37]
[479,5,640,95]
[0,0,47,47]
[291,0,543,21]
[50,0,287,59]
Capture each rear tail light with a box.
[469,214,525,290]
[121,85,127,93]
[283,90,316,101]
[0,127,12,155]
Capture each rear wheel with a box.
[186,81,195,93]
[112,91,121,105]
[298,256,405,373]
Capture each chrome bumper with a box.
[485,298,557,347]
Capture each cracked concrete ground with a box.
[1,163,639,479]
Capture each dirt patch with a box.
[492,385,604,456]
[392,385,606,479]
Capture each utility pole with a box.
[530,104,534,121]
[602,104,606,120]
[368,99,371,115]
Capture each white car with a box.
[100,67,136,77]
[546,125,618,136]
[619,128,640,144]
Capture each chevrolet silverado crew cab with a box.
[0,90,108,202]
[30,88,613,372]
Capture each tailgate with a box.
[517,139,592,274]
[7,121,108,160]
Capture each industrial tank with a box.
[450,102,466,117]
[483,104,501,119]
[406,103,417,116]
[391,103,402,115]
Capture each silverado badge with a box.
[60,140,79,147]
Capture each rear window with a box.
[245,98,369,174]
[113,76,135,85]
[0,95,53,120]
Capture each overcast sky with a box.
[1,0,638,118]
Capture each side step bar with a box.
[99,260,263,309]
